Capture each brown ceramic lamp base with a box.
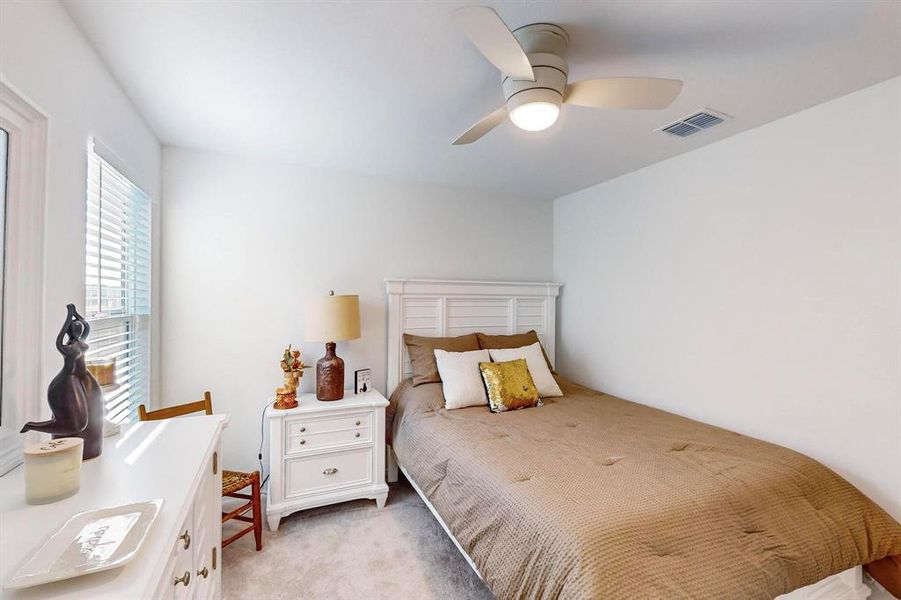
[316,341,345,401]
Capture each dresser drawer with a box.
[157,508,194,600]
[286,411,371,437]
[284,447,373,498]
[287,427,371,453]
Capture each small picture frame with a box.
[354,369,372,394]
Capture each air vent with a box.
[661,122,700,137]
[658,109,730,138]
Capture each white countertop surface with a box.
[266,390,388,418]
[0,415,228,599]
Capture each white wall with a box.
[160,147,554,472]
[6,0,896,537]
[0,1,161,409]
[554,76,901,520]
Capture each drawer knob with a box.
[300,427,306,433]
[174,571,191,587]
[299,439,306,445]
[178,530,191,550]
[355,420,361,426]
[197,566,209,579]
[323,467,338,476]
[355,432,361,438]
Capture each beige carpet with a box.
[222,479,493,599]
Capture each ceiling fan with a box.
[452,6,684,145]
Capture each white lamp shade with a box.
[304,294,361,342]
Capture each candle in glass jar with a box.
[24,438,83,505]
[86,357,116,386]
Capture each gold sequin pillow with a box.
[479,359,542,413]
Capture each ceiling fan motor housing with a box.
[503,24,569,114]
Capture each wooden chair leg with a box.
[252,471,263,551]
[866,555,901,598]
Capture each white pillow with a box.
[488,342,562,398]
[434,349,491,410]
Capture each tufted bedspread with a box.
[389,377,901,599]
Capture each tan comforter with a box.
[389,377,901,599]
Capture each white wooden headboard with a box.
[385,279,562,395]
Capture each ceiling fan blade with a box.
[454,6,534,80]
[452,107,507,145]
[564,78,683,110]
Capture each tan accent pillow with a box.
[479,359,542,413]
[403,333,480,386]
[476,330,553,371]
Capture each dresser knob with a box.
[178,530,191,550]
[299,439,306,445]
[355,432,361,438]
[300,427,306,433]
[323,467,338,475]
[173,571,191,587]
[197,566,209,579]
[355,420,361,426]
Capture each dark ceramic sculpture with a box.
[20,304,104,459]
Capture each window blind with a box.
[84,149,151,424]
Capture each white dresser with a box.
[266,391,389,531]
[0,415,228,600]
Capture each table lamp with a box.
[304,291,361,400]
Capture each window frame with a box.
[0,79,48,476]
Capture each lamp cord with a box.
[258,397,272,489]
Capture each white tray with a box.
[3,499,164,590]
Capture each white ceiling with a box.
[63,1,901,201]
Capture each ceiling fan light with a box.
[509,101,560,132]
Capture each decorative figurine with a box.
[273,345,309,410]
[20,304,104,460]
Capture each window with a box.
[85,146,151,424]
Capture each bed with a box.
[384,279,901,599]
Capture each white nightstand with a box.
[265,390,389,531]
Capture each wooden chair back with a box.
[138,391,213,421]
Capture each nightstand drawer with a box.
[286,412,371,437]
[284,447,373,498]
[287,427,371,453]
